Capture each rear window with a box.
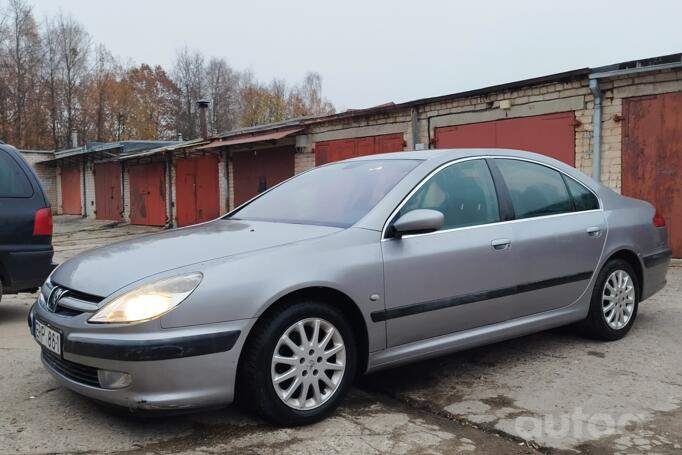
[563,176,600,211]
[495,158,572,219]
[229,159,420,227]
[0,150,33,198]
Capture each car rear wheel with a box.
[238,301,357,426]
[584,259,639,341]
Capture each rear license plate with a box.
[34,320,61,356]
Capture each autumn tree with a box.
[124,63,178,140]
[1,0,42,148]
[0,4,335,149]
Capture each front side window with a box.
[229,159,420,228]
[399,159,500,230]
[495,159,572,219]
[563,176,599,211]
[0,151,32,198]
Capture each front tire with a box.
[238,301,357,426]
[584,259,639,341]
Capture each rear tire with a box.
[583,259,639,341]
[238,301,357,426]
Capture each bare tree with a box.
[205,57,240,134]
[2,0,41,147]
[87,43,116,141]
[288,71,335,118]
[55,12,90,146]
[41,17,63,149]
[172,47,205,139]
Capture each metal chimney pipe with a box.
[197,100,209,139]
[70,128,78,148]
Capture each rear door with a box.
[493,158,605,318]
[380,158,518,347]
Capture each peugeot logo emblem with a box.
[47,286,68,312]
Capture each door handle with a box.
[586,226,602,237]
[491,238,511,250]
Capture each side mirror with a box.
[391,209,444,238]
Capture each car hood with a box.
[51,219,342,297]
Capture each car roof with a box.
[349,148,557,163]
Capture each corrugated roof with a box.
[197,127,303,150]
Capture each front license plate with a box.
[34,320,61,356]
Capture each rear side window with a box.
[563,176,599,211]
[399,159,500,230]
[0,151,33,198]
[495,159,572,219]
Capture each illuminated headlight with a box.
[88,273,203,324]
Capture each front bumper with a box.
[29,302,254,411]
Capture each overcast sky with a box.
[30,0,682,110]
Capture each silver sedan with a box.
[29,149,671,425]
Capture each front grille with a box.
[42,350,100,388]
[40,281,103,317]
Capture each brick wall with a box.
[84,160,96,218]
[294,150,315,175]
[122,163,131,222]
[302,67,682,193]
[218,152,228,214]
[227,155,235,211]
[55,163,62,214]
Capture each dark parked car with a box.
[0,143,54,302]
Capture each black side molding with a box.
[371,271,593,322]
[65,330,241,362]
[642,249,672,268]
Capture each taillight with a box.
[653,209,666,228]
[34,208,53,236]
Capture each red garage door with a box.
[233,146,295,207]
[128,162,167,226]
[175,155,220,226]
[434,112,576,165]
[61,164,81,215]
[315,133,405,165]
[622,93,682,257]
[94,163,122,221]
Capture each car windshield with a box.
[228,159,421,228]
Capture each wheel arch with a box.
[602,248,644,300]
[237,286,370,377]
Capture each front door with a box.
[380,158,518,347]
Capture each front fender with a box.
[159,228,387,352]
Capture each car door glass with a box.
[399,159,500,230]
[563,176,599,211]
[0,151,32,198]
[495,159,572,219]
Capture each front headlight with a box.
[88,272,203,324]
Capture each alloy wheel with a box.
[602,270,636,330]
[270,317,346,410]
